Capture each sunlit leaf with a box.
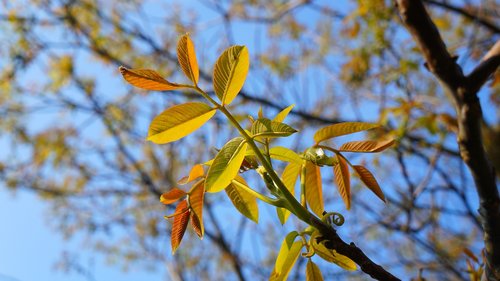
[171,200,190,254]
[272,231,300,277]
[205,137,248,193]
[269,146,302,164]
[213,45,249,105]
[304,161,324,217]
[251,118,297,139]
[119,67,183,91]
[177,34,199,84]
[353,165,385,202]
[190,211,202,238]
[178,164,205,185]
[306,260,324,281]
[339,139,395,153]
[310,231,356,271]
[277,162,301,224]
[147,102,216,144]
[313,122,380,144]
[160,188,187,205]
[188,180,205,237]
[334,155,351,210]
[226,175,259,223]
[273,104,295,123]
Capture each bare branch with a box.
[468,40,500,93]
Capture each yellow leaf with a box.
[177,34,199,84]
[171,200,190,254]
[178,164,205,185]
[188,180,205,237]
[304,161,324,217]
[160,188,187,205]
[269,146,303,164]
[147,102,216,144]
[334,155,351,210]
[271,231,301,280]
[226,175,259,223]
[310,231,357,271]
[119,67,182,91]
[205,137,248,192]
[353,165,385,202]
[277,162,301,224]
[306,260,324,281]
[339,139,395,153]
[313,122,380,144]
[213,45,249,105]
[251,118,297,139]
[273,104,295,123]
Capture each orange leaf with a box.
[353,165,385,202]
[334,155,351,210]
[304,161,324,217]
[177,34,199,84]
[178,164,205,185]
[160,188,187,205]
[171,200,190,254]
[119,66,182,91]
[338,139,395,153]
[188,180,205,237]
[190,211,203,238]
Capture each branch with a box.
[395,1,500,280]
[423,0,500,34]
[467,40,500,93]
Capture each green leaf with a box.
[270,241,303,281]
[213,45,249,105]
[304,161,324,217]
[269,146,302,164]
[353,165,385,202]
[334,154,351,210]
[177,34,199,84]
[313,122,380,144]
[147,102,216,144]
[339,139,395,153]
[119,67,183,91]
[273,104,295,123]
[310,231,356,271]
[306,260,324,281]
[271,231,300,277]
[226,175,259,223]
[251,118,297,139]
[205,137,248,193]
[277,162,301,224]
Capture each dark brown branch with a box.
[467,40,500,93]
[423,0,500,34]
[395,1,500,280]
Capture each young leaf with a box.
[213,45,249,105]
[119,67,182,91]
[164,200,190,218]
[147,102,216,144]
[269,146,302,164]
[334,155,351,210]
[339,139,395,153]
[171,200,190,254]
[310,231,356,271]
[273,231,300,276]
[270,241,303,281]
[188,180,205,237]
[273,104,295,123]
[304,161,324,217]
[160,188,187,205]
[251,118,297,139]
[226,175,259,223]
[313,122,380,144]
[190,211,203,238]
[277,162,301,224]
[177,34,199,84]
[205,137,248,193]
[178,164,205,185]
[353,165,385,202]
[306,260,324,281]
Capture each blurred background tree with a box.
[0,0,498,280]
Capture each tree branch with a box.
[395,1,500,280]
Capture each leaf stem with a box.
[230,179,283,207]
